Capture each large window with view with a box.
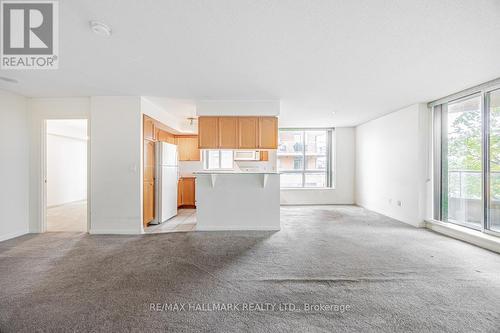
[433,81,500,235]
[278,129,333,188]
[441,95,482,229]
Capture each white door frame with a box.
[40,118,91,232]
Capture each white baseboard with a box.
[279,203,355,206]
[426,219,500,254]
[195,226,280,231]
[89,229,140,235]
[355,203,426,228]
[0,229,29,242]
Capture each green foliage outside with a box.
[447,107,500,200]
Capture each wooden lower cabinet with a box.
[178,177,196,207]
[143,139,156,226]
[143,181,154,226]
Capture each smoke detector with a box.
[89,21,112,37]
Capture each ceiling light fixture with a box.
[0,76,18,84]
[89,21,112,37]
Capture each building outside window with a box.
[278,128,333,188]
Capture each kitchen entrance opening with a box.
[142,116,198,234]
[45,119,88,232]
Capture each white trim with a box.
[280,187,336,191]
[0,230,29,242]
[279,203,354,206]
[41,120,47,233]
[195,225,280,231]
[425,219,500,254]
[89,229,140,235]
[356,203,426,228]
[41,119,90,233]
[428,77,500,107]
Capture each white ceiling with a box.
[1,0,500,126]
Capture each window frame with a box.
[277,128,334,188]
[203,150,235,170]
[431,78,500,237]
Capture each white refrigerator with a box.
[154,142,179,224]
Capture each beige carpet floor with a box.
[1,205,500,332]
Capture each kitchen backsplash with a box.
[178,151,276,176]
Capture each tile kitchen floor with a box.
[144,208,196,234]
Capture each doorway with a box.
[45,119,88,232]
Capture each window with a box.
[433,82,500,235]
[488,89,500,232]
[440,95,482,229]
[278,129,333,188]
[203,150,234,169]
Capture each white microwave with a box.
[234,150,260,161]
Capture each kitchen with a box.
[143,114,280,233]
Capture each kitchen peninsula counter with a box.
[193,171,280,231]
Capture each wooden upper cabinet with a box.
[158,130,175,144]
[218,117,239,148]
[238,117,259,149]
[198,117,219,148]
[177,136,200,161]
[197,116,277,149]
[258,117,278,149]
[144,116,156,141]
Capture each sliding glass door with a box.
[442,95,483,229]
[435,85,500,235]
[488,89,500,232]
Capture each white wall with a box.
[355,104,430,227]
[141,97,188,133]
[46,120,87,207]
[28,97,90,232]
[196,100,280,116]
[0,90,29,241]
[90,96,143,234]
[280,127,355,205]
